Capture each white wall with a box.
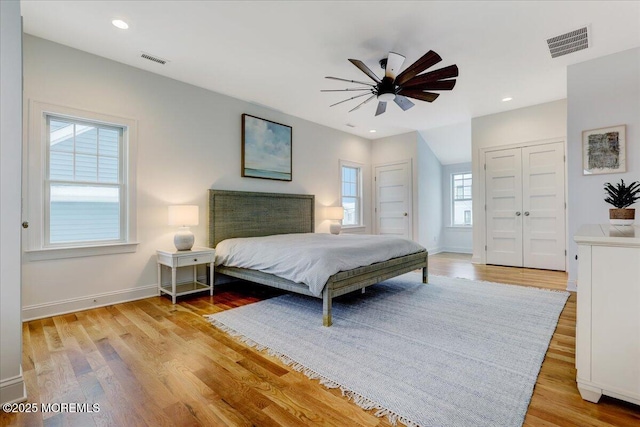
[419,121,472,254]
[1,0,26,404]
[370,131,444,252]
[441,162,473,253]
[417,133,443,253]
[471,99,567,263]
[419,121,472,165]
[21,35,372,319]
[567,48,640,289]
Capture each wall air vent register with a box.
[140,52,169,65]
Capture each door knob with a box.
[403,212,408,216]
[524,211,530,216]
[515,212,521,216]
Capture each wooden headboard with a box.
[208,190,315,247]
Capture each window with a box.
[46,116,124,245]
[25,101,137,260]
[340,160,362,227]
[452,173,472,226]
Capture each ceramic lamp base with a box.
[174,228,195,250]
[330,222,342,235]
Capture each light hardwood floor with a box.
[2,253,640,426]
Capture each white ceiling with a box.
[21,1,640,156]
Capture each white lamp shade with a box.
[325,206,344,220]
[168,205,199,226]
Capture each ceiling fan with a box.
[323,50,458,116]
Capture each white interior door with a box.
[485,148,523,267]
[522,142,566,270]
[375,161,412,238]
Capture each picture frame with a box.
[241,114,292,181]
[582,124,626,175]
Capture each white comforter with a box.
[215,233,425,296]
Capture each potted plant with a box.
[604,179,640,225]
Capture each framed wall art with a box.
[582,124,626,175]
[241,114,292,181]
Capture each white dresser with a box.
[574,224,640,405]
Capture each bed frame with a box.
[209,189,428,326]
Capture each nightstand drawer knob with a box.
[194,258,198,262]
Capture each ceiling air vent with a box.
[547,26,590,58]
[141,52,169,65]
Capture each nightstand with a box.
[156,246,215,304]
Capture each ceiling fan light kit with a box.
[324,50,458,116]
[378,92,396,102]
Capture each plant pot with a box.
[609,208,635,226]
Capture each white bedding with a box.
[215,233,425,296]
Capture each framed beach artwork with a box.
[582,125,626,175]
[241,114,292,181]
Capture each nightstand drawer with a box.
[176,252,214,267]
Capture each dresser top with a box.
[574,224,640,247]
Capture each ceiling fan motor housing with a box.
[377,76,397,101]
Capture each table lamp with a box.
[168,205,199,250]
[326,206,344,235]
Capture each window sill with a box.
[24,242,139,261]
[341,225,366,234]
[445,226,473,230]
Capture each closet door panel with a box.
[522,142,566,270]
[485,148,523,267]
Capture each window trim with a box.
[24,100,138,261]
[44,115,126,247]
[451,172,472,227]
[339,159,363,228]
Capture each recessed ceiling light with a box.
[502,97,513,102]
[112,19,129,30]
[369,130,377,133]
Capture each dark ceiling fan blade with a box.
[394,95,415,111]
[325,76,375,86]
[348,95,376,112]
[375,101,387,116]
[394,50,442,86]
[329,92,372,107]
[321,88,373,92]
[402,65,459,88]
[348,59,382,83]
[385,52,405,79]
[399,90,440,103]
[401,79,456,91]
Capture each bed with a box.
[209,189,428,326]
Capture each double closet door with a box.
[485,142,565,271]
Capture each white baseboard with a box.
[471,255,482,264]
[0,368,26,405]
[427,246,443,255]
[22,284,159,321]
[566,279,577,292]
[441,247,473,254]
